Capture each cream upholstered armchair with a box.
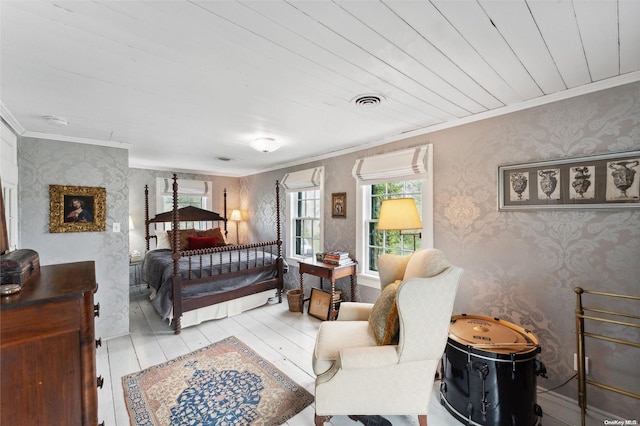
[312,249,463,426]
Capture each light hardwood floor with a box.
[97,285,562,426]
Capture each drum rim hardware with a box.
[449,314,540,355]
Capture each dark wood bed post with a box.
[171,174,183,334]
[275,180,283,303]
[223,188,228,239]
[144,185,150,251]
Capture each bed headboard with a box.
[144,174,228,251]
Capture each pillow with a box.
[167,228,197,251]
[155,230,171,250]
[197,228,228,246]
[368,282,400,346]
[403,248,451,280]
[187,236,217,250]
[195,228,216,238]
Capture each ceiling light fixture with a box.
[352,93,385,108]
[250,137,280,153]
[43,115,68,127]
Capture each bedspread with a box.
[143,248,286,320]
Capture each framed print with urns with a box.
[49,185,106,232]
[498,151,640,210]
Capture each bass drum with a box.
[440,314,545,426]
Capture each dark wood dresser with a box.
[1,261,101,425]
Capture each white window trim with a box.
[1,120,19,251]
[282,167,324,265]
[354,146,434,288]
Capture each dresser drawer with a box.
[1,298,81,346]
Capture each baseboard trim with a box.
[537,386,619,426]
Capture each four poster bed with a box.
[143,175,284,334]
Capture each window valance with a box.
[352,146,430,184]
[159,178,210,196]
[281,167,324,192]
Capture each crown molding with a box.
[0,101,26,135]
[21,131,132,150]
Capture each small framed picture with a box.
[332,192,346,218]
[49,185,106,232]
[308,288,341,320]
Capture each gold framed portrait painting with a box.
[49,185,106,233]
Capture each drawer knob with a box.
[94,302,100,317]
[96,338,102,348]
[97,375,104,389]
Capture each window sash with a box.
[365,181,423,272]
[290,189,321,258]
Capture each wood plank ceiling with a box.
[1,0,639,176]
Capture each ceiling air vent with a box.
[352,94,385,108]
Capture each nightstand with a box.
[129,257,143,286]
[298,259,357,320]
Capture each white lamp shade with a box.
[229,209,242,221]
[377,198,422,231]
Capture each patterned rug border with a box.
[122,335,314,426]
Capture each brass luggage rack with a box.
[574,287,640,426]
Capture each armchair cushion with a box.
[336,302,374,321]
[313,321,376,376]
[368,282,400,345]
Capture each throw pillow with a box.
[196,228,215,237]
[187,236,217,250]
[167,228,197,251]
[155,230,171,250]
[196,228,228,246]
[368,282,400,346]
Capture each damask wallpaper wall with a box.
[242,82,640,418]
[18,138,130,340]
[15,81,637,418]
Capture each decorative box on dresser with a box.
[0,261,103,426]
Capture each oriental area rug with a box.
[122,336,314,426]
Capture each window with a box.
[353,146,433,286]
[155,177,212,230]
[161,194,208,230]
[366,180,423,271]
[292,189,321,257]
[281,167,324,261]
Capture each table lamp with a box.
[229,209,242,245]
[377,198,422,250]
